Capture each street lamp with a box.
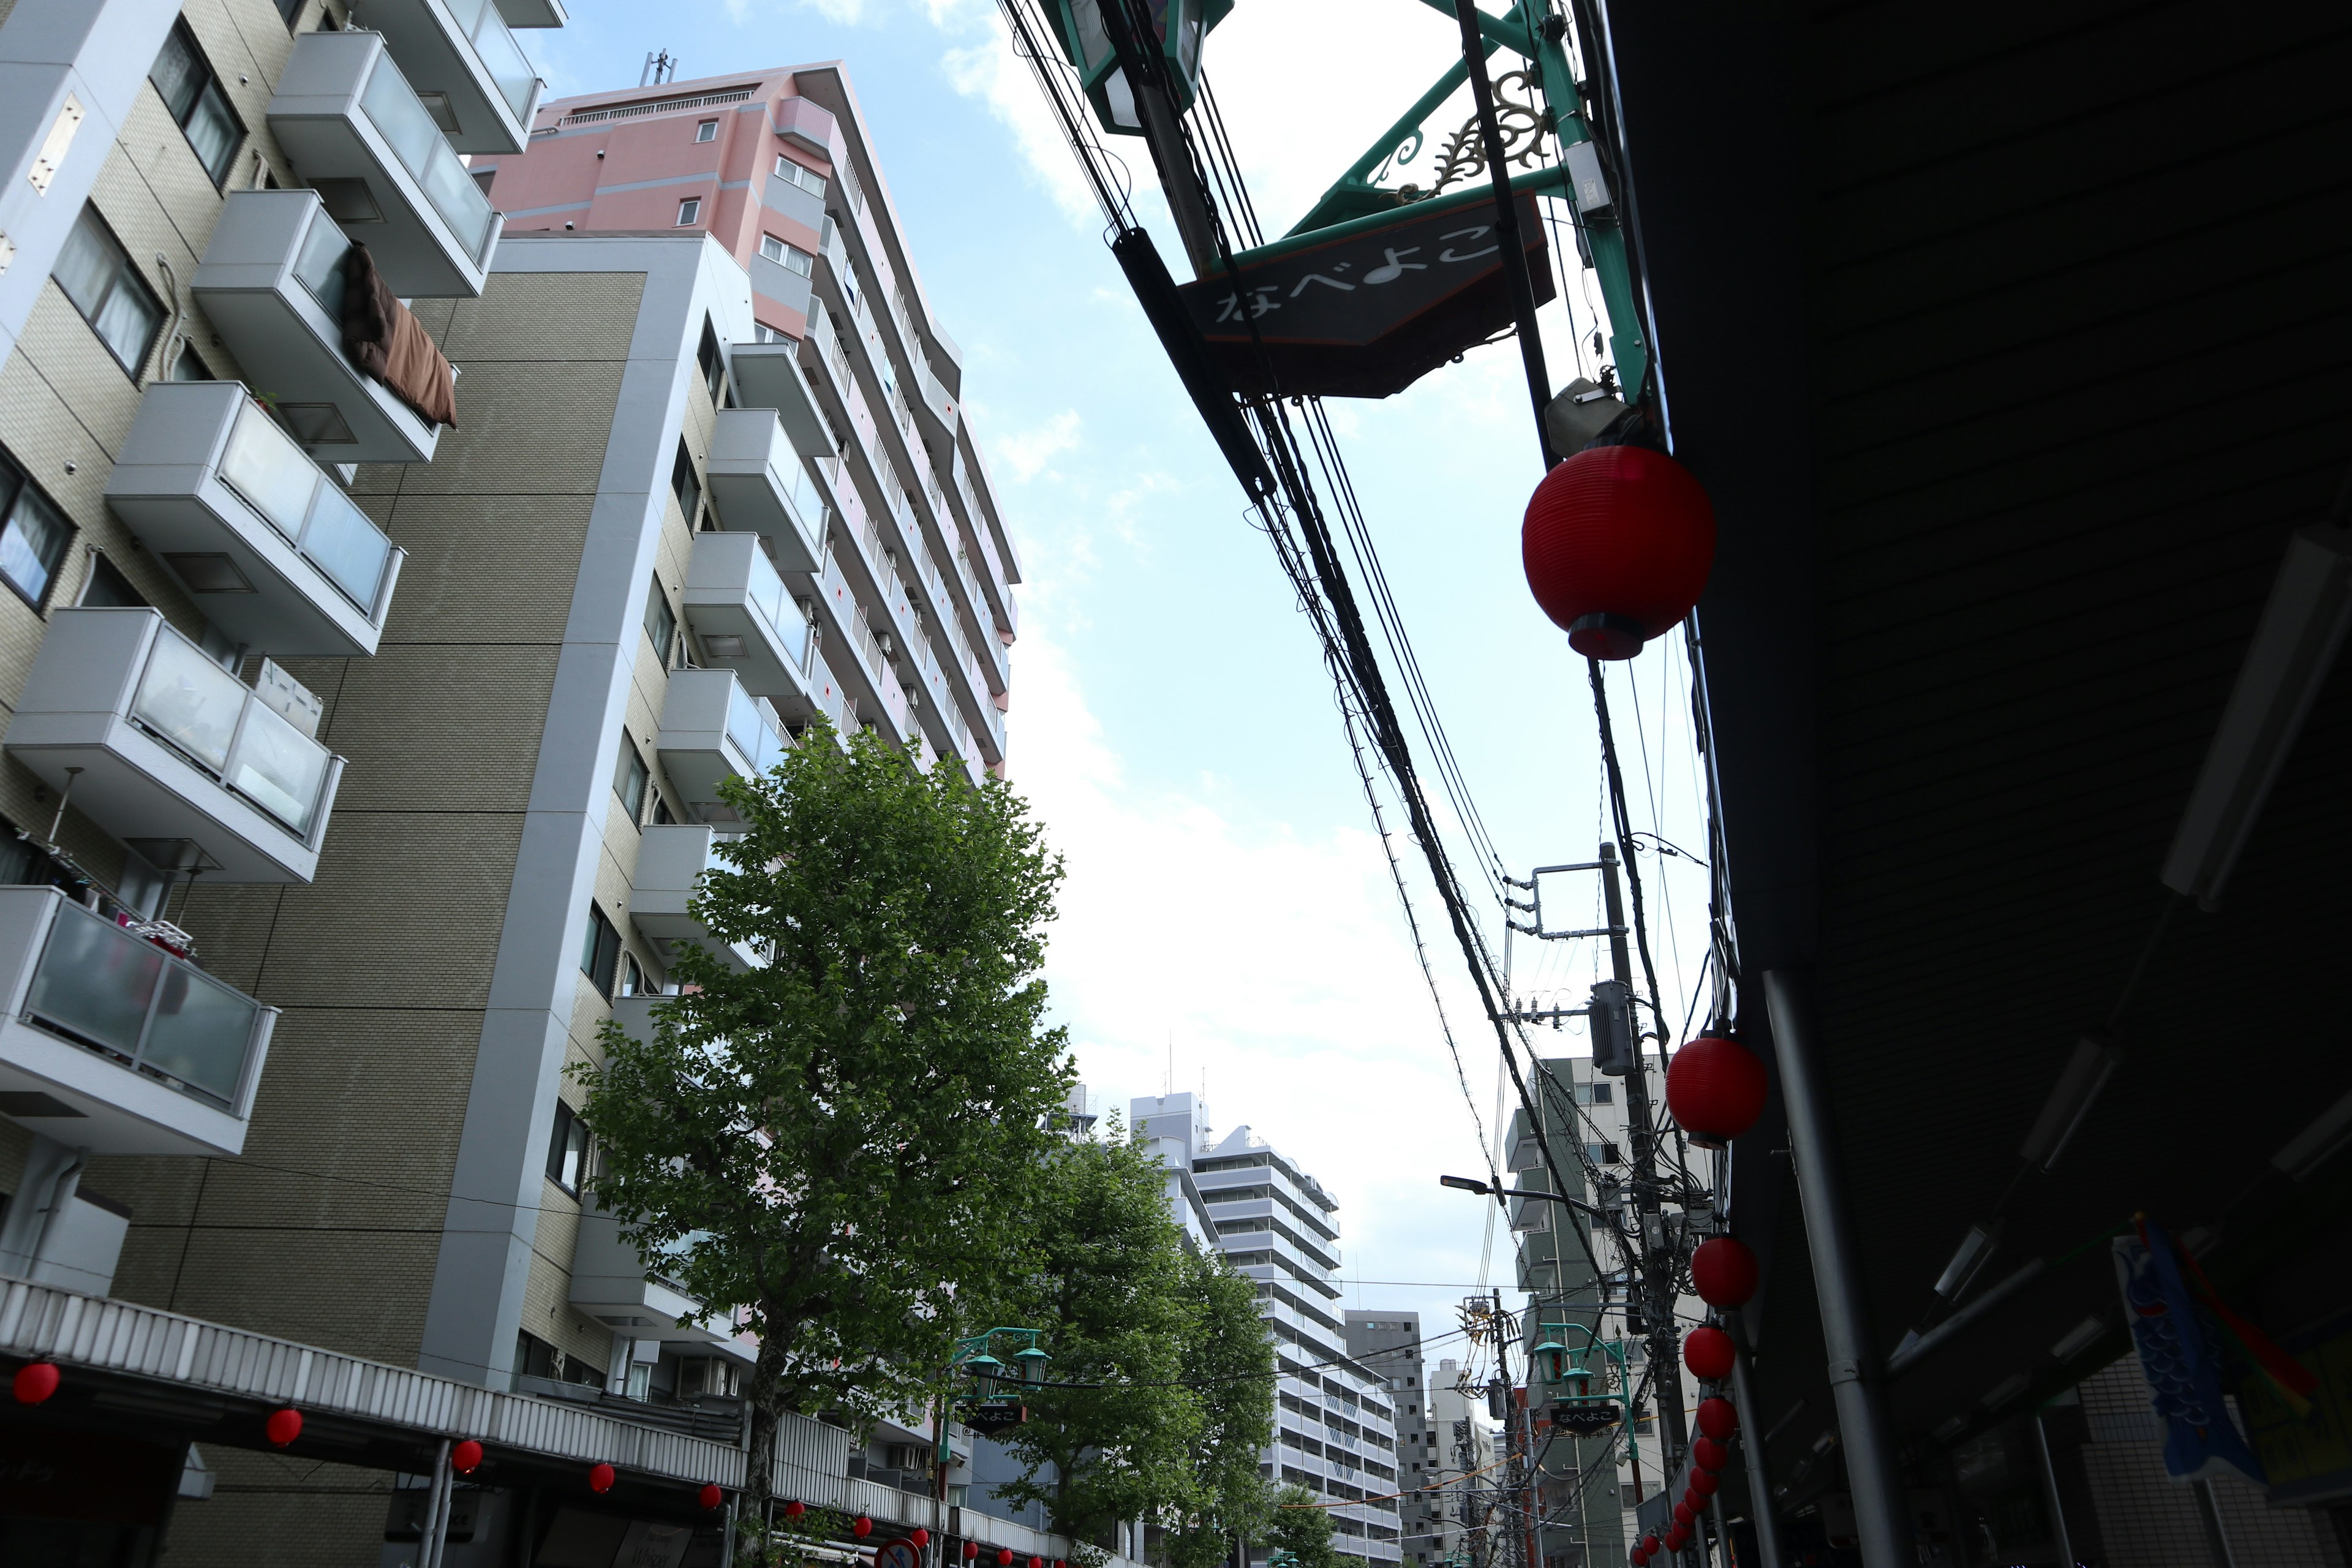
[1044,0,1236,136]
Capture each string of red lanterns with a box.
[1664,1033,1766,1149]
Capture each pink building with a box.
[477,65,1021,773]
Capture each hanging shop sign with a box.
[963,1401,1028,1437]
[1175,191,1553,399]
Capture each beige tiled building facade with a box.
[0,0,1020,1559]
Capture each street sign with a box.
[1548,1401,1621,1436]
[1176,191,1554,399]
[963,1403,1027,1437]
[876,1539,923,1568]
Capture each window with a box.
[150,22,244,186]
[652,792,677,827]
[774,156,827,198]
[579,903,620,999]
[675,196,701,225]
[614,738,649,822]
[753,323,794,345]
[671,441,701,527]
[644,579,677,663]
[0,451,72,608]
[546,1099,590,1193]
[1591,1081,1613,1104]
[619,952,652,998]
[838,258,858,306]
[516,1329,559,1381]
[53,207,164,375]
[695,119,718,143]
[698,318,725,400]
[758,234,815,278]
[78,555,145,608]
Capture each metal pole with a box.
[417,1439,451,1568]
[1762,970,1913,1567]
[2030,1413,2075,1568]
[1725,1314,1784,1568]
[1451,0,1557,469]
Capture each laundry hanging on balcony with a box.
[339,243,458,429]
[1174,190,1553,399]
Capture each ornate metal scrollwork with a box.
[1427,70,1548,195]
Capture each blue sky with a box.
[529,0,1715,1344]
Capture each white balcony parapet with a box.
[656,669,788,814]
[0,886,274,1157]
[105,382,405,658]
[192,190,441,465]
[682,531,813,701]
[726,342,835,462]
[706,409,825,573]
[3,609,345,884]
[629,824,761,973]
[268,29,504,298]
[352,0,541,153]
[570,1202,737,1344]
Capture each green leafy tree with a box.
[1163,1256,1276,1568]
[574,726,1072,1540]
[1257,1485,1338,1568]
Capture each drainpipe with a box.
[1761,970,1913,1567]
[1725,1312,1784,1568]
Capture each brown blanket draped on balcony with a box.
[339,243,458,429]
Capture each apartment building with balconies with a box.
[1129,1094,1406,1568]
[474,64,1022,779]
[0,5,1022,1559]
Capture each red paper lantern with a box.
[998,1550,1015,1565]
[1640,1536,1659,1558]
[700,1483,725,1510]
[1030,1556,1044,1568]
[1664,1528,1687,1553]
[452,1439,484,1474]
[1689,1469,1718,1498]
[1665,1034,1766,1148]
[1696,1396,1739,1441]
[1684,1325,1735,1382]
[12,1362,59,1405]
[1672,1501,1694,1527]
[963,1547,979,1562]
[1630,1553,1648,1568]
[266,1407,303,1447]
[1690,1236,1759,1308]
[852,1517,873,1538]
[1522,445,1716,660]
[786,1501,808,1519]
[1691,1436,1728,1473]
[911,1531,931,1548]
[589,1462,616,1493]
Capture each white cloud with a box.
[940,14,1110,224]
[993,408,1084,482]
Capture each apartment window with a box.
[671,441,701,527]
[516,1329,559,1381]
[619,952,655,998]
[151,22,245,186]
[753,323,793,345]
[1591,1081,1613,1104]
[168,345,213,381]
[546,1099,590,1193]
[774,156,826,198]
[644,579,677,663]
[675,196,701,226]
[695,119,718,143]
[758,234,815,279]
[0,453,72,609]
[698,318,726,400]
[579,903,620,998]
[53,208,164,376]
[838,258,859,306]
[78,555,145,608]
[614,738,649,823]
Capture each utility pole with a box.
[1599,842,1694,1554]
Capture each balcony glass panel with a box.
[361,55,496,258]
[293,208,352,315]
[218,401,396,612]
[23,901,260,1108]
[725,683,790,776]
[453,0,538,121]
[132,634,244,774]
[742,546,810,668]
[128,623,334,835]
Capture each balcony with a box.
[683,532,813,702]
[570,1202,734,1345]
[655,669,789,815]
[192,190,441,465]
[104,382,405,657]
[356,0,540,154]
[726,342,835,462]
[2,609,345,884]
[629,824,761,972]
[0,886,274,1157]
[267,29,504,298]
[705,409,824,573]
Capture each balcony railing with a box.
[4,609,345,884]
[269,29,503,298]
[106,382,405,658]
[193,190,442,464]
[657,670,792,818]
[706,409,825,574]
[0,886,274,1157]
[356,0,540,152]
[629,824,761,972]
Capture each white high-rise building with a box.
[1131,1093,1404,1567]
